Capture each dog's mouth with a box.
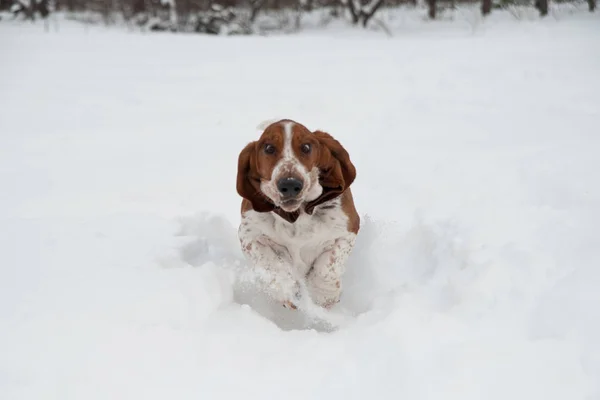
[279,199,301,212]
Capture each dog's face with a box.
[237,119,356,215]
[254,120,323,212]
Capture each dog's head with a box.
[236,119,356,217]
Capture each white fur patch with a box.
[282,120,295,161]
[239,200,356,307]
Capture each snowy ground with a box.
[1,9,600,399]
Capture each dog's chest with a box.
[284,212,343,242]
[243,202,349,268]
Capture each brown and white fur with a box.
[236,119,359,310]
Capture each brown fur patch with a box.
[341,190,360,234]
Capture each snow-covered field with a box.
[1,9,600,399]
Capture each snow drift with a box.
[1,9,599,400]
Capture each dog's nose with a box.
[277,177,303,198]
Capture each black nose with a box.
[277,177,303,198]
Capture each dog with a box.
[236,119,359,309]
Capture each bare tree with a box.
[535,0,548,16]
[481,0,491,15]
[8,0,591,33]
[427,0,435,19]
[345,0,385,27]
[249,0,264,22]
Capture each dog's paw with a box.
[321,297,340,310]
[282,300,298,310]
[307,275,342,309]
[281,290,302,310]
[266,276,301,308]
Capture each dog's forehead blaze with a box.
[254,120,321,179]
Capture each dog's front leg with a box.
[306,236,356,308]
[240,235,300,308]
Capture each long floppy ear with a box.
[305,130,356,214]
[236,142,275,213]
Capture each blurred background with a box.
[1,0,599,399]
[0,0,595,35]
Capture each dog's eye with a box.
[264,144,276,154]
[300,143,311,154]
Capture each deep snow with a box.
[1,8,600,400]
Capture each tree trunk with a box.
[24,1,36,20]
[176,0,190,25]
[294,1,302,30]
[347,0,360,24]
[535,0,548,16]
[249,0,262,22]
[132,0,145,14]
[427,0,436,19]
[361,0,384,27]
[101,0,111,24]
[589,0,596,12]
[481,0,491,15]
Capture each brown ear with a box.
[305,130,356,214]
[236,142,275,213]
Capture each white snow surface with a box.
[1,10,600,400]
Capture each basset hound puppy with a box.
[236,119,359,310]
